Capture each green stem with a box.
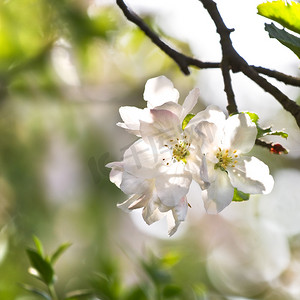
[48,284,58,300]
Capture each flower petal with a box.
[123,140,161,178]
[117,194,143,212]
[222,113,257,153]
[189,105,226,129]
[140,109,182,146]
[120,172,151,195]
[202,169,234,213]
[142,193,165,225]
[155,163,192,207]
[143,76,179,108]
[228,156,274,194]
[180,88,199,121]
[117,106,151,136]
[106,161,123,188]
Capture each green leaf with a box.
[50,242,72,265]
[257,0,300,34]
[257,125,288,139]
[244,112,259,124]
[264,22,300,58]
[33,236,44,257]
[160,252,181,268]
[232,188,250,202]
[26,249,54,285]
[20,283,51,300]
[182,114,195,130]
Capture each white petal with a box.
[143,76,179,108]
[117,106,151,136]
[194,121,220,154]
[202,169,234,213]
[140,109,182,146]
[222,113,257,153]
[142,193,165,225]
[189,105,226,129]
[180,88,199,121]
[106,161,123,188]
[120,172,151,195]
[186,153,209,190]
[154,101,183,119]
[155,163,192,207]
[228,156,274,194]
[123,140,162,179]
[117,194,142,212]
[167,197,188,236]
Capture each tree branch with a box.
[199,0,300,128]
[251,66,300,87]
[116,0,220,75]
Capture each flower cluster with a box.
[107,76,274,235]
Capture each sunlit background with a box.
[1,0,300,299]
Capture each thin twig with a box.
[116,0,220,75]
[251,66,300,87]
[221,58,238,114]
[199,0,300,128]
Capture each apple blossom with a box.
[194,105,274,213]
[106,161,188,236]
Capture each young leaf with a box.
[26,249,54,285]
[33,236,44,257]
[232,188,250,202]
[64,289,94,299]
[257,126,288,139]
[182,114,195,130]
[244,112,259,124]
[50,242,72,265]
[257,0,300,35]
[264,23,300,59]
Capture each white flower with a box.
[106,161,188,236]
[116,75,199,136]
[194,105,274,213]
[108,76,209,235]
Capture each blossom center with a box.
[215,148,238,171]
[164,134,190,164]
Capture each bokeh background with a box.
[1,0,300,299]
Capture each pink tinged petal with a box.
[189,105,226,129]
[202,169,234,214]
[123,140,161,179]
[222,113,257,153]
[106,161,123,188]
[180,88,200,121]
[155,163,192,207]
[143,76,179,108]
[120,172,151,195]
[228,156,274,195]
[154,101,183,119]
[140,109,182,146]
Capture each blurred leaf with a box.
[123,286,148,300]
[50,242,72,265]
[264,22,300,58]
[257,0,300,34]
[33,236,44,257]
[182,114,195,130]
[64,289,94,299]
[26,249,54,285]
[160,252,181,268]
[20,283,51,300]
[162,285,182,298]
[232,188,250,202]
